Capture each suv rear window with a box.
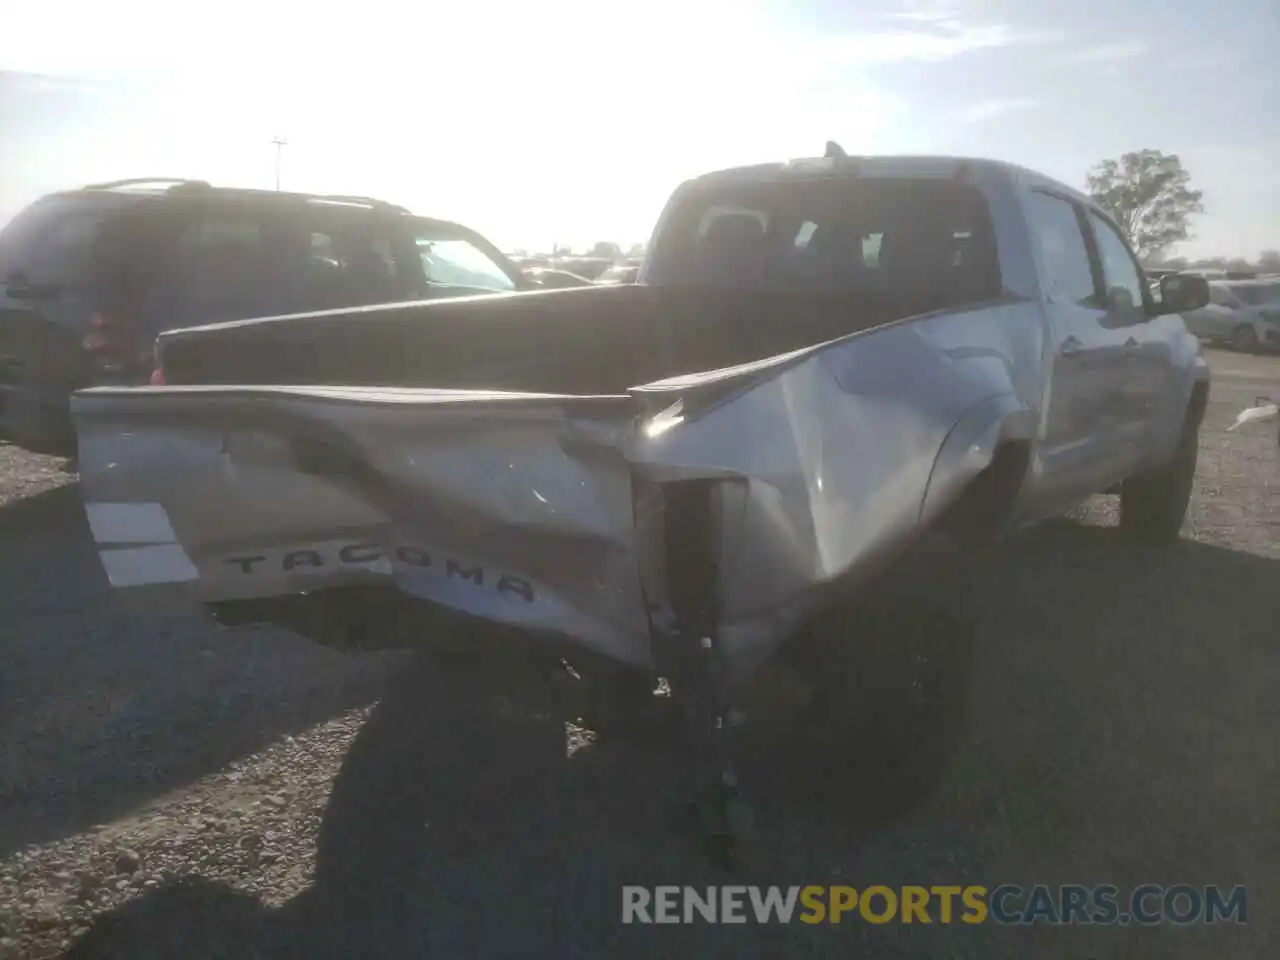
[648,177,1002,309]
[0,194,129,286]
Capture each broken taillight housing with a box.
[83,311,149,376]
[81,312,112,352]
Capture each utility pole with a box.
[271,136,288,191]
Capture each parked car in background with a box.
[522,266,596,289]
[510,254,551,270]
[0,178,530,452]
[1180,279,1280,352]
[551,256,614,280]
[594,261,641,285]
[1180,268,1259,281]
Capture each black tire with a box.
[782,533,978,817]
[547,653,660,736]
[1119,415,1198,547]
[1231,324,1260,353]
[4,413,76,457]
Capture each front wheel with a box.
[1119,417,1198,546]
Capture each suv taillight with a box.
[83,311,150,375]
[81,312,113,352]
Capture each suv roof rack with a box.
[308,193,410,214]
[83,177,212,191]
[78,179,409,214]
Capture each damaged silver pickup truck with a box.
[72,147,1211,863]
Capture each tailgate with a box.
[72,312,992,679]
[73,384,654,664]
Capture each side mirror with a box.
[1156,274,1210,314]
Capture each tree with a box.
[588,241,623,260]
[1086,150,1204,261]
[1258,249,1280,273]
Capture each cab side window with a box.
[1027,191,1096,305]
[1087,211,1146,315]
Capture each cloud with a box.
[876,1,1062,57]
[2,0,1060,83]
[0,0,1059,249]
[957,98,1039,123]
[1166,51,1244,71]
[886,0,968,25]
[1061,41,1151,63]
[804,24,1053,69]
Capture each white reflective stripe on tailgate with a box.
[85,502,179,544]
[98,545,200,587]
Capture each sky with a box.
[1,0,1277,258]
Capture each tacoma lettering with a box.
[446,559,483,586]
[338,543,380,564]
[222,541,536,603]
[283,549,323,571]
[396,546,430,567]
[496,576,535,603]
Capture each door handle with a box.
[1060,336,1085,358]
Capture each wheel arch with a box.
[1185,374,1210,430]
[919,393,1035,545]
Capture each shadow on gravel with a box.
[0,485,400,859]
[58,522,1280,958]
[0,481,82,537]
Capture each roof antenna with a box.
[824,140,848,159]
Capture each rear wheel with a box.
[781,532,977,816]
[1119,414,1198,546]
[1231,324,1260,353]
[4,416,76,458]
[545,653,661,736]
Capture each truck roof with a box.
[687,153,1094,208]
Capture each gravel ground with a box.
[1,348,1277,959]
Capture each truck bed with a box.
[155,284,920,392]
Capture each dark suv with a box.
[0,178,531,453]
